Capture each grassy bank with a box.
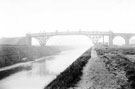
[45,48,92,89]
[45,46,135,89]
[95,46,135,89]
[0,65,31,80]
[0,44,62,68]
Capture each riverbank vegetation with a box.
[0,44,62,68]
[95,46,135,89]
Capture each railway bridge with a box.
[26,31,135,46]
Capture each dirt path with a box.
[76,47,119,89]
[75,47,100,89]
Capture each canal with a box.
[0,45,92,89]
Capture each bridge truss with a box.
[26,31,135,46]
[26,31,109,46]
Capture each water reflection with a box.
[0,45,91,89]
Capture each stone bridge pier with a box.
[26,34,32,46]
[124,36,130,46]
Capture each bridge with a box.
[26,31,135,46]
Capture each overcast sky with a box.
[0,0,135,38]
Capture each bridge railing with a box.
[27,31,112,37]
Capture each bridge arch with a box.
[46,35,94,46]
[31,38,40,46]
[113,36,126,46]
[129,36,135,45]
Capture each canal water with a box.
[0,45,92,89]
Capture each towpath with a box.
[76,47,101,89]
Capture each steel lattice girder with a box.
[35,36,50,46]
[89,35,102,44]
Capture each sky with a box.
[0,0,135,38]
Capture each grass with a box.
[95,46,135,89]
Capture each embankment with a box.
[45,46,135,89]
[0,65,30,80]
[44,47,92,89]
[77,46,135,89]
[94,46,135,89]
